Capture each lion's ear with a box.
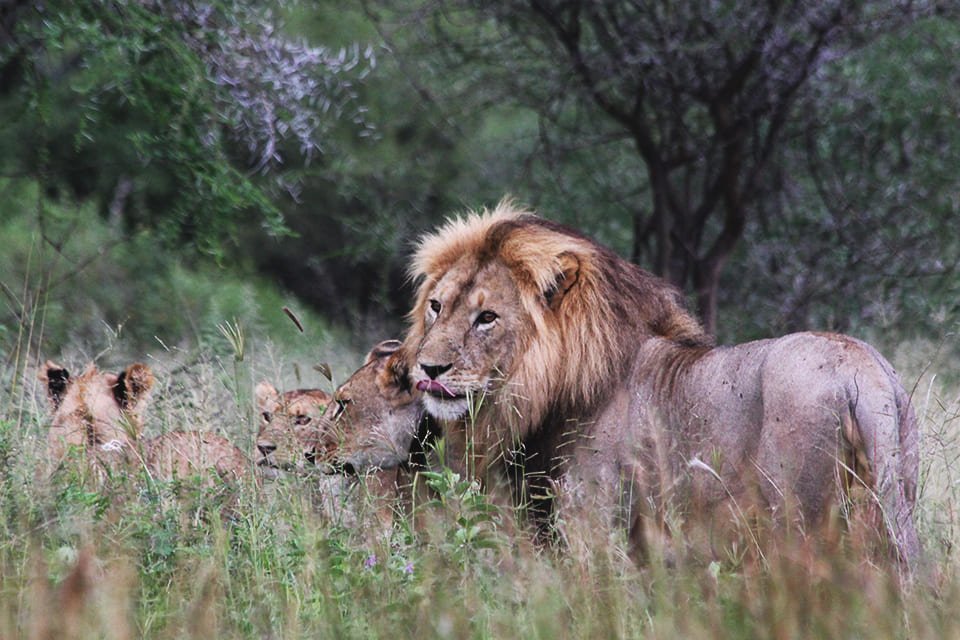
[115,363,155,412]
[255,381,280,413]
[364,339,403,365]
[544,252,581,310]
[40,361,71,410]
[380,349,412,395]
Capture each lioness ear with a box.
[544,252,581,310]
[40,360,70,410]
[365,339,403,365]
[115,363,155,412]
[379,349,412,395]
[255,381,280,412]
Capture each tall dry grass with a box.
[2,287,960,637]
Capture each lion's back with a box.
[144,431,253,483]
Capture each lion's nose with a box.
[257,441,277,457]
[420,362,452,380]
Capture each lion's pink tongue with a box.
[416,379,458,398]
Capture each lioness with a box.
[40,361,154,470]
[397,200,921,572]
[40,361,254,486]
[318,340,431,474]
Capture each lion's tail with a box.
[851,346,922,574]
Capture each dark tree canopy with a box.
[381,0,953,333]
[1,0,958,353]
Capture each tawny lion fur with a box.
[40,361,155,473]
[254,376,403,530]
[254,382,334,477]
[40,361,254,486]
[402,200,921,571]
[318,340,426,473]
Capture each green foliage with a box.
[4,0,956,339]
[347,0,960,337]
[421,465,504,561]
[0,178,343,360]
[722,16,960,341]
[0,0,372,256]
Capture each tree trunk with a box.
[647,163,671,279]
[631,205,645,266]
[693,260,721,337]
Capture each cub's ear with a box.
[365,339,403,365]
[255,381,280,413]
[544,252,581,310]
[39,360,70,410]
[115,363,155,412]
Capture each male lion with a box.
[401,201,921,572]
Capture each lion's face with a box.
[254,382,333,478]
[40,361,155,460]
[408,259,527,421]
[319,340,422,473]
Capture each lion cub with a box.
[255,376,404,529]
[143,430,253,485]
[40,361,254,485]
[254,382,333,478]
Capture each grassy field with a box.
[3,191,960,638]
[2,321,960,639]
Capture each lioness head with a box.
[254,381,333,477]
[318,340,423,474]
[40,360,155,461]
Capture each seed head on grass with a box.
[216,319,245,362]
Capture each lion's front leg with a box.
[550,452,635,560]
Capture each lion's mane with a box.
[406,200,712,443]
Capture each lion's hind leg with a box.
[845,364,922,574]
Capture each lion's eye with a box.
[332,397,351,420]
[261,411,272,423]
[429,299,442,315]
[294,414,311,426]
[475,310,498,326]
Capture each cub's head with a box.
[254,381,333,478]
[319,340,423,474]
[40,360,155,458]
